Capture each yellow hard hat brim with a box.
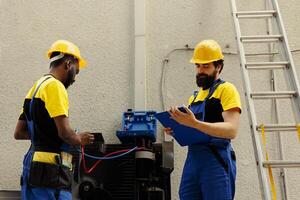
[190,58,223,64]
[79,58,87,69]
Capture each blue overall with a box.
[21,77,72,200]
[179,80,236,200]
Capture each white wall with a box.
[1,0,300,199]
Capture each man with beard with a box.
[164,40,241,200]
[14,40,95,200]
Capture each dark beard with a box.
[196,73,216,90]
[64,69,76,89]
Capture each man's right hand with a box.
[78,132,95,145]
[163,127,173,136]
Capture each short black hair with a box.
[213,59,224,73]
[49,51,78,68]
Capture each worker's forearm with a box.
[193,120,237,139]
[58,128,81,146]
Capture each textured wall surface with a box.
[1,0,300,199]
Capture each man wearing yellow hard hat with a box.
[164,40,241,200]
[14,40,95,200]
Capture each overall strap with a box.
[207,79,230,173]
[190,79,225,105]
[190,79,230,173]
[190,79,225,121]
[205,79,225,101]
[190,90,199,106]
[27,76,52,145]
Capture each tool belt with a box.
[27,151,73,190]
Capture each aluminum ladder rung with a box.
[263,160,300,168]
[256,124,297,132]
[245,61,288,70]
[240,35,283,43]
[250,91,297,99]
[236,10,276,18]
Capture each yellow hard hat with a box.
[47,40,87,69]
[190,40,224,64]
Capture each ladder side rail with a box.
[271,0,300,123]
[266,0,289,198]
[229,1,272,199]
[269,70,289,199]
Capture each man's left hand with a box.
[168,106,197,128]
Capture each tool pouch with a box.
[28,161,72,190]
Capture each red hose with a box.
[81,146,144,174]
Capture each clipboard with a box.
[155,109,211,146]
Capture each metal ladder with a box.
[229,0,300,199]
